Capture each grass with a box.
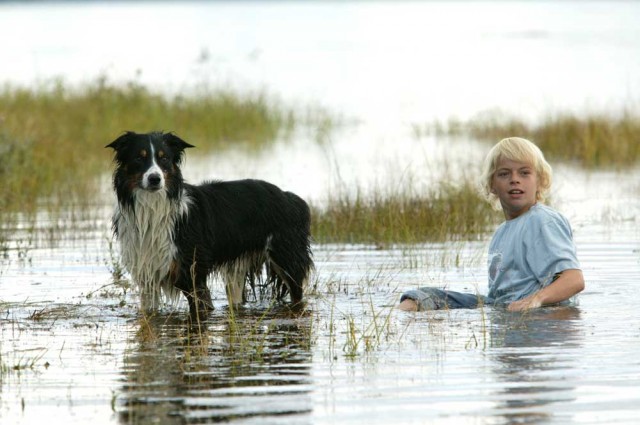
[311,181,500,245]
[341,294,396,359]
[0,78,506,250]
[0,347,48,381]
[0,78,322,251]
[421,109,640,168]
[0,78,298,215]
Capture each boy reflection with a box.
[489,307,582,424]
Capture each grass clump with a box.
[311,181,499,245]
[0,78,297,214]
[424,109,640,168]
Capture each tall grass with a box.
[311,181,500,244]
[0,79,295,214]
[424,109,640,168]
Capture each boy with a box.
[399,137,585,312]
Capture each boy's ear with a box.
[105,131,137,150]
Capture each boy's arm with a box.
[507,269,585,312]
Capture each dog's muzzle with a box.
[143,172,165,191]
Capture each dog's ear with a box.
[164,133,195,152]
[105,131,137,150]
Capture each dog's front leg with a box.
[173,266,214,319]
[184,284,213,321]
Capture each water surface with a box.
[2,216,640,424]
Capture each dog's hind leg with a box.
[268,259,300,303]
[267,237,312,304]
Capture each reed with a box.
[311,181,500,244]
[0,345,48,381]
[0,79,296,214]
[424,109,640,168]
[341,295,396,359]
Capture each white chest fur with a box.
[114,190,190,309]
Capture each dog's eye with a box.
[159,156,170,165]
[134,156,144,164]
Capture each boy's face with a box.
[491,157,539,220]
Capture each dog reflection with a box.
[117,307,313,424]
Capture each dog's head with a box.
[106,131,194,195]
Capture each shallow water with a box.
[1,207,640,424]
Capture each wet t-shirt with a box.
[487,203,581,305]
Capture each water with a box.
[3,0,640,123]
[2,1,640,424]
[2,232,640,424]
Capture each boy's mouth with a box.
[508,189,524,195]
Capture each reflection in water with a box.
[118,305,313,424]
[489,308,583,425]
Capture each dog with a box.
[106,131,313,317]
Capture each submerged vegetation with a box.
[423,109,640,168]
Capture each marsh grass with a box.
[310,267,411,360]
[341,295,396,359]
[324,293,406,360]
[0,347,48,380]
[224,303,279,363]
[311,181,500,244]
[0,78,298,215]
[424,109,640,168]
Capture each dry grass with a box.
[423,109,640,168]
[311,181,500,244]
[0,79,296,214]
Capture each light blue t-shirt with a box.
[487,203,581,305]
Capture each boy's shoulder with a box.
[529,203,568,221]
[524,204,572,233]
[500,204,569,232]
[495,204,572,238]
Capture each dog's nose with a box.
[148,173,162,187]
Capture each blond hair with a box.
[481,137,552,209]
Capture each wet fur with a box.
[106,131,313,316]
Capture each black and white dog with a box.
[106,131,313,317]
